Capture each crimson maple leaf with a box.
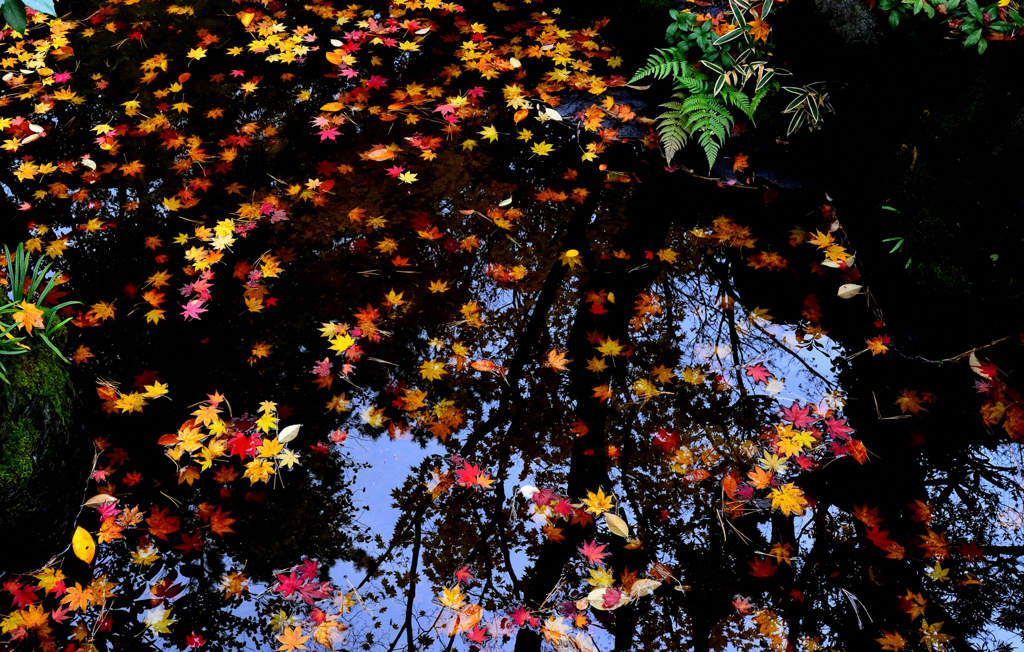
[297,581,332,606]
[748,557,778,578]
[466,626,487,643]
[274,570,303,599]
[175,531,205,555]
[455,566,475,585]
[455,463,483,486]
[743,363,772,384]
[652,427,680,454]
[780,402,816,429]
[509,606,537,628]
[5,581,39,609]
[957,541,986,561]
[579,539,609,566]
[824,417,854,440]
[297,558,320,581]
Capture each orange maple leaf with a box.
[592,384,613,402]
[866,335,891,355]
[210,508,236,537]
[544,349,570,371]
[277,626,309,652]
[12,300,45,335]
[896,389,928,416]
[732,153,749,172]
[147,505,181,541]
[746,14,771,43]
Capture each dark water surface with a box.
[2,1,1023,651]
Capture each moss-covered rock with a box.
[0,330,89,572]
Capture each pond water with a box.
[2,1,1023,652]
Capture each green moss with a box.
[0,328,76,527]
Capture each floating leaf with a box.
[72,526,95,564]
[83,493,118,508]
[278,423,302,443]
[604,512,629,538]
[628,579,661,599]
[837,284,862,298]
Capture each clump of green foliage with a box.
[0,243,78,383]
[877,0,1022,54]
[630,0,785,170]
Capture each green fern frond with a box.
[748,82,776,120]
[720,86,754,120]
[655,92,693,164]
[697,131,722,171]
[629,47,692,84]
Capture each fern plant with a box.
[633,52,776,170]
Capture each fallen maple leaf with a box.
[579,539,609,566]
[277,626,309,651]
[748,557,778,577]
[544,349,570,371]
[744,363,772,384]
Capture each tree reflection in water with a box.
[0,2,1023,652]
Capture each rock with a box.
[813,0,885,47]
[0,330,89,572]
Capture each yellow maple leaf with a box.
[420,359,447,381]
[478,125,499,142]
[768,483,808,517]
[596,337,623,357]
[582,487,614,515]
[440,584,465,610]
[530,141,554,156]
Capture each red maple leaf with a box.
[780,402,816,429]
[466,626,487,643]
[957,541,986,561]
[274,570,303,599]
[5,581,39,609]
[824,417,855,440]
[454,463,483,486]
[652,427,680,454]
[579,539,609,566]
[175,531,205,555]
[732,595,752,614]
[748,557,778,577]
[455,566,475,585]
[744,363,772,384]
